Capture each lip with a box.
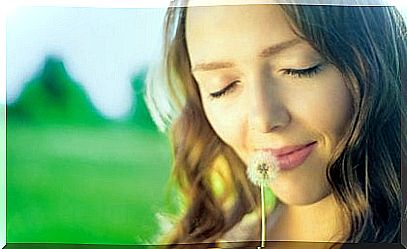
[258,141,317,170]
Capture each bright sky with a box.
[6,6,167,119]
[3,1,407,119]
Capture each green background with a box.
[7,57,174,244]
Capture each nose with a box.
[248,76,290,133]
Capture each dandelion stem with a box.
[260,184,266,248]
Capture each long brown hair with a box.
[146,2,407,246]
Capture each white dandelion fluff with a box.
[247,151,279,187]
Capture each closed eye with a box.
[209,81,240,99]
[282,63,323,78]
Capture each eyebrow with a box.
[192,61,235,72]
[259,38,302,58]
[191,38,302,73]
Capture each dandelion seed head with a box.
[247,151,279,187]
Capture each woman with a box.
[146,0,406,247]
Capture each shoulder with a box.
[217,204,283,245]
[216,211,259,248]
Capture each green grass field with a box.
[7,123,173,244]
[0,106,4,245]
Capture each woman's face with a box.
[185,5,353,205]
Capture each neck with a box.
[268,193,348,242]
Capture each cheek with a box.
[293,74,353,147]
[318,80,353,140]
[202,100,248,157]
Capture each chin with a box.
[271,185,332,206]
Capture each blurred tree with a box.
[129,68,157,131]
[7,56,105,125]
[6,56,170,244]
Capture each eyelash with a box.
[282,63,323,78]
[209,81,239,99]
[209,63,323,99]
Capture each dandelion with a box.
[247,151,279,248]
[247,151,279,187]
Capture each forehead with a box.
[185,5,290,39]
[185,5,300,66]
